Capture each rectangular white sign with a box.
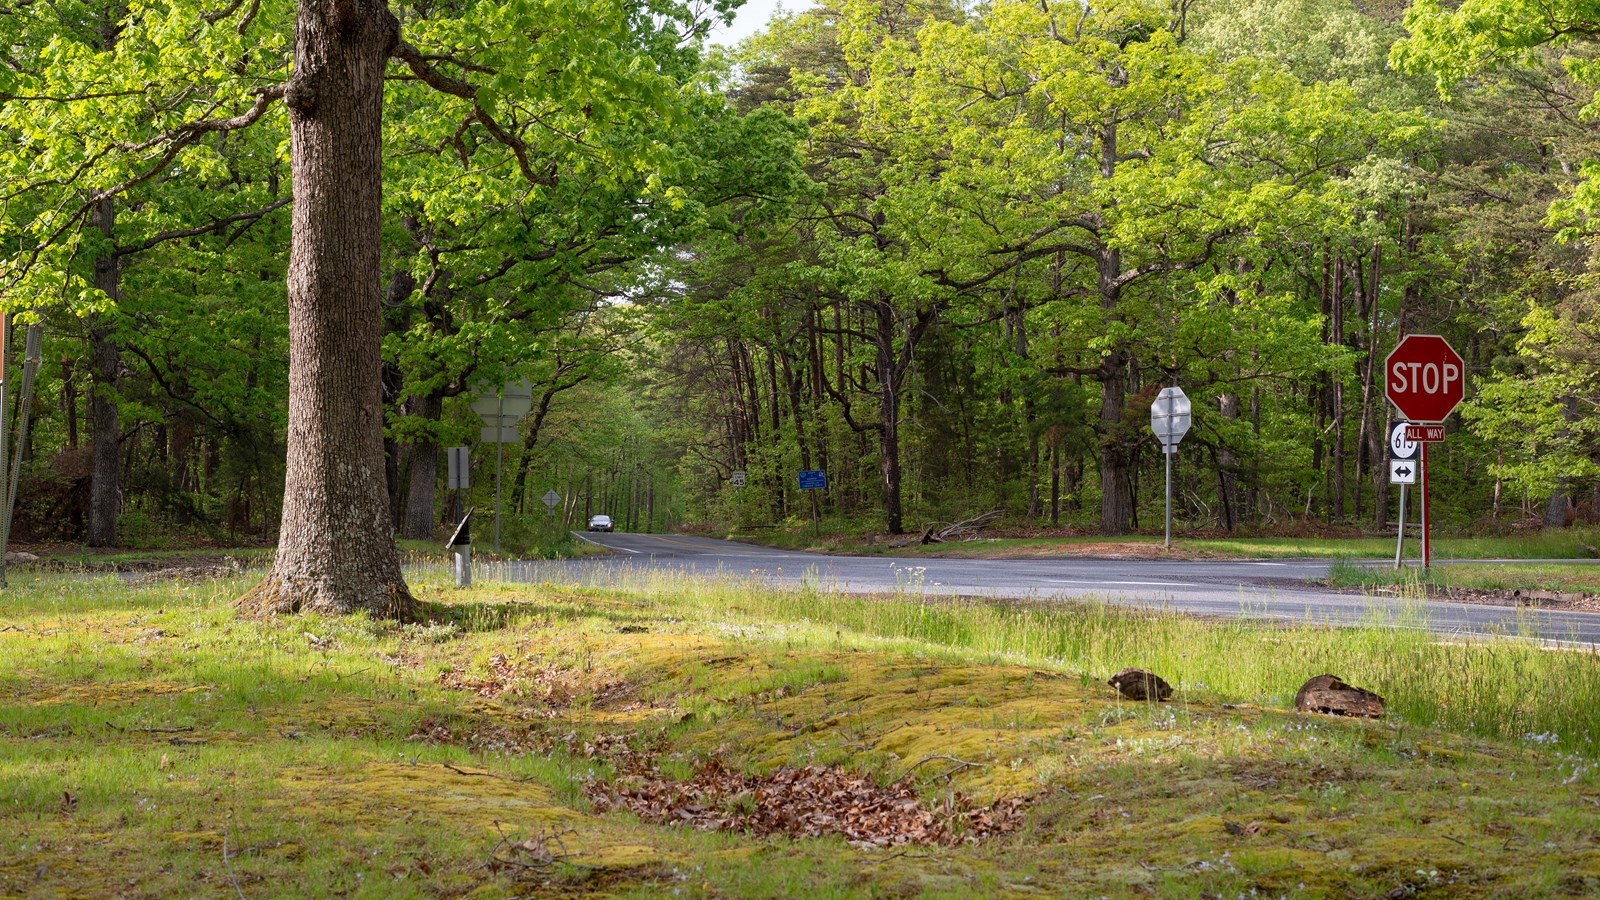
[446,446,470,489]
[1389,459,1418,485]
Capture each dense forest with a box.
[2,0,1599,552]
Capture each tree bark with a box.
[239,0,414,618]
[1217,393,1240,532]
[1332,257,1346,520]
[1097,348,1134,534]
[1094,119,1134,534]
[873,298,907,534]
[87,198,121,547]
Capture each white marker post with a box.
[1149,387,1191,549]
[1389,422,1418,569]
[447,508,473,588]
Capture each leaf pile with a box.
[588,760,1027,847]
[437,654,631,707]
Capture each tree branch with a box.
[113,197,292,258]
[392,41,557,187]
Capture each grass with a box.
[1327,559,1600,595]
[2,568,1600,896]
[728,525,1600,560]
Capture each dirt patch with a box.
[587,759,1027,847]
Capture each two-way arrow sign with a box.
[1389,459,1417,485]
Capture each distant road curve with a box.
[493,532,1600,646]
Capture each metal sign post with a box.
[471,379,534,555]
[798,469,826,536]
[446,445,470,524]
[1404,422,1447,569]
[1427,438,1440,566]
[446,508,473,588]
[1149,387,1191,549]
[1389,422,1417,570]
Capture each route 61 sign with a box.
[1389,422,1418,461]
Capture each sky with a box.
[707,0,813,47]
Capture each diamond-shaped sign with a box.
[542,489,561,509]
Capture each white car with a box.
[587,514,614,532]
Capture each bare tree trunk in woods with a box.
[1244,380,1260,519]
[782,352,811,517]
[1093,120,1134,534]
[239,0,415,618]
[1217,393,1240,532]
[1493,451,1503,520]
[1049,440,1061,526]
[510,378,573,510]
[402,393,441,539]
[88,198,122,547]
[1544,399,1580,527]
[1545,486,1570,528]
[1098,349,1134,534]
[1358,241,1384,530]
[875,300,906,535]
[1027,425,1042,519]
[1332,256,1346,520]
[765,346,780,435]
[1312,242,1330,518]
[381,270,414,528]
[62,359,78,450]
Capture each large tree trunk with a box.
[87,198,121,547]
[1097,349,1134,534]
[1093,118,1134,535]
[1095,241,1133,534]
[240,0,414,618]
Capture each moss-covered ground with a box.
[3,571,1599,897]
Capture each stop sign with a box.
[1385,334,1464,423]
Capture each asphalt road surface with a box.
[497,532,1600,646]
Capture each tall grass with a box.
[1328,558,1600,593]
[484,564,1600,757]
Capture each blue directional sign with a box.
[798,469,827,490]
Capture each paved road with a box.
[496,532,1600,646]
